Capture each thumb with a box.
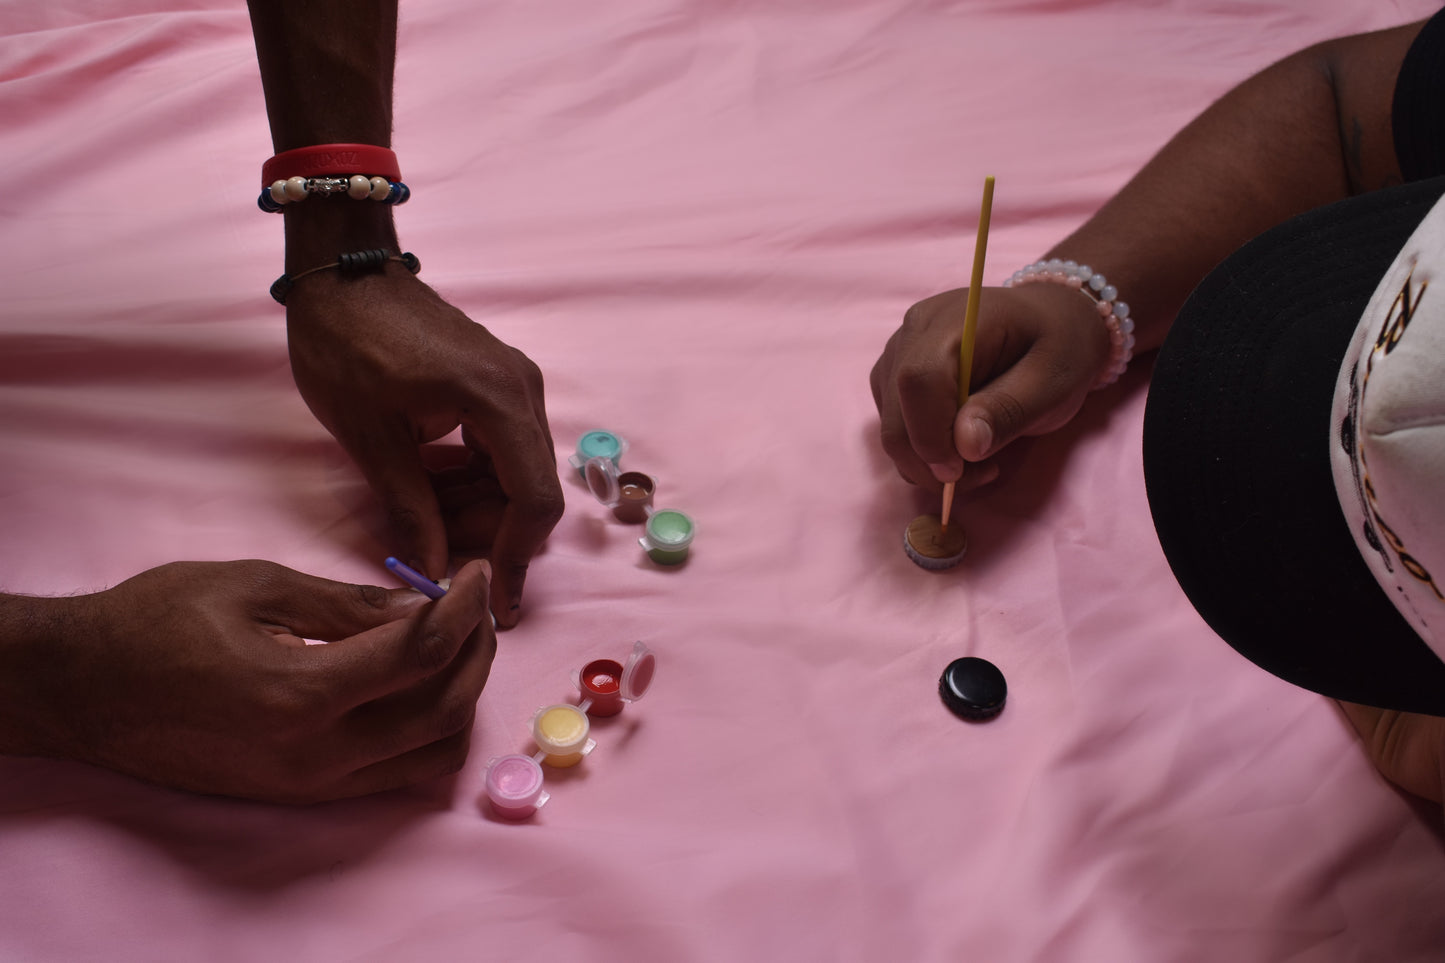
[954,348,1088,462]
[310,559,494,708]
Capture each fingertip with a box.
[450,559,492,596]
[493,599,519,631]
[954,414,994,462]
[928,461,962,484]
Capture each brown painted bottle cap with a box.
[903,514,967,570]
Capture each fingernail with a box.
[959,417,993,460]
[929,462,962,483]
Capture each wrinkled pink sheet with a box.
[3,1,1444,960]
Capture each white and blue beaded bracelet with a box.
[1003,258,1135,388]
[257,175,410,213]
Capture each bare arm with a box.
[244,2,564,627]
[1046,22,1422,356]
[873,19,1429,489]
[245,0,399,272]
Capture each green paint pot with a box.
[640,509,695,565]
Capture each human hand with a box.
[284,264,564,628]
[870,282,1112,492]
[4,559,496,804]
[1337,701,1445,804]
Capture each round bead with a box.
[1100,284,1117,301]
[1113,301,1130,320]
[1077,265,1093,281]
[369,177,390,201]
[283,176,308,200]
[348,174,372,199]
[1089,273,1106,292]
[269,180,289,204]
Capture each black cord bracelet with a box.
[269,250,421,305]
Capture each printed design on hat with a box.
[1330,188,1445,667]
[1339,268,1443,604]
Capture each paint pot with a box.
[584,456,656,524]
[530,703,596,768]
[575,641,657,718]
[567,430,627,479]
[640,509,695,565]
[484,753,549,819]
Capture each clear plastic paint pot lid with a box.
[568,430,627,470]
[619,640,656,702]
[643,509,695,549]
[583,456,625,507]
[574,641,655,704]
[485,753,547,808]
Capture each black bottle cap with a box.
[938,657,1007,721]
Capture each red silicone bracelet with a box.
[261,144,401,187]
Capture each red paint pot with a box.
[576,641,656,717]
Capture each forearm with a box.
[246,0,401,271]
[0,593,91,758]
[1044,21,1424,355]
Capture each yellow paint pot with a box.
[531,703,595,768]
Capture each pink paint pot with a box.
[575,641,657,718]
[484,753,549,819]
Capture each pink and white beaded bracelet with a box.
[1003,259,1135,388]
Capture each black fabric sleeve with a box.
[1393,6,1445,182]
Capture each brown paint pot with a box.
[584,456,657,524]
[612,472,656,524]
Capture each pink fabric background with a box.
[3,1,1443,959]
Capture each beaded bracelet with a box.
[257,176,410,213]
[269,249,421,305]
[1003,258,1135,388]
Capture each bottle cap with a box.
[938,657,1007,720]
